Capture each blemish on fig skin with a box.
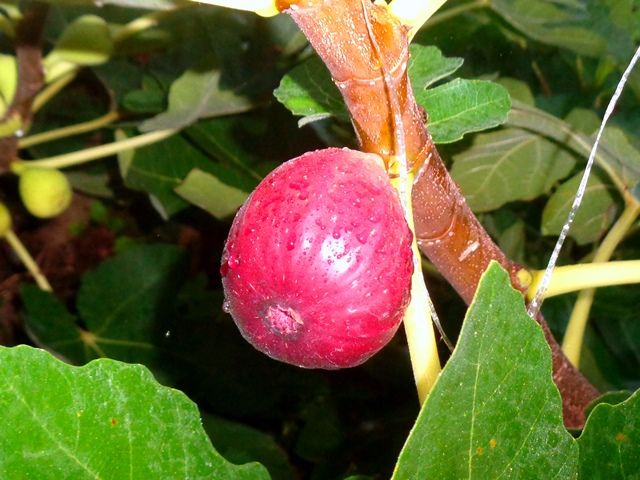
[265,305,304,337]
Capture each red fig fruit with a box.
[221,148,413,369]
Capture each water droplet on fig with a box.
[356,232,368,244]
[226,254,240,269]
[332,228,341,239]
[222,300,231,313]
[368,214,380,223]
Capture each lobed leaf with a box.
[274,45,505,143]
[415,79,511,144]
[118,130,253,219]
[46,14,113,66]
[203,414,295,480]
[273,56,348,126]
[508,102,640,195]
[23,244,187,365]
[490,0,607,57]
[0,345,270,479]
[393,262,578,479]
[407,44,463,90]
[451,127,576,212]
[140,65,253,132]
[174,168,248,220]
[578,390,640,478]
[542,172,617,245]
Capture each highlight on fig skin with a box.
[221,147,413,369]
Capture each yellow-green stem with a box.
[3,230,52,292]
[15,128,178,170]
[528,260,640,298]
[18,110,120,149]
[393,172,441,404]
[113,6,193,44]
[32,71,77,114]
[561,201,640,366]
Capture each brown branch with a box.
[281,0,598,428]
[0,2,48,172]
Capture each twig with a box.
[3,230,52,292]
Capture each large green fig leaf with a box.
[508,102,640,196]
[0,345,270,479]
[578,390,640,478]
[451,127,575,212]
[392,262,578,479]
[490,0,607,57]
[542,172,617,245]
[23,244,186,365]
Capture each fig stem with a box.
[561,201,640,366]
[32,71,77,114]
[3,229,52,292]
[360,0,441,402]
[528,260,640,299]
[13,128,178,170]
[113,7,191,45]
[18,110,119,149]
[394,172,441,404]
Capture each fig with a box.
[18,167,72,219]
[221,147,413,369]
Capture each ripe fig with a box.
[221,148,413,369]
[18,167,72,219]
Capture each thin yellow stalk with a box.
[561,202,640,366]
[15,128,178,170]
[528,260,640,299]
[19,111,119,149]
[32,71,77,114]
[3,230,52,292]
[394,172,441,403]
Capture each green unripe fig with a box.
[0,202,11,237]
[18,168,72,219]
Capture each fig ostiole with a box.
[17,167,72,219]
[221,148,413,369]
